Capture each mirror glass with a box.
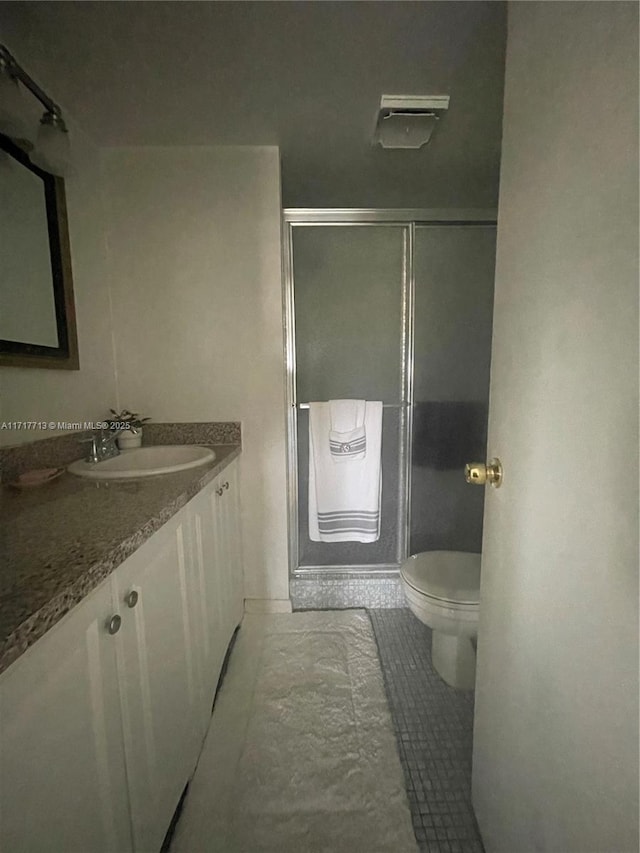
[0,132,78,369]
[0,148,59,347]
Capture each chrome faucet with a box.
[80,429,121,463]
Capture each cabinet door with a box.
[189,474,227,724]
[219,460,244,635]
[0,580,132,853]
[189,461,244,727]
[112,508,200,853]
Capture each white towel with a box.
[309,400,383,543]
[329,399,366,462]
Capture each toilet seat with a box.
[400,550,480,606]
[402,582,479,627]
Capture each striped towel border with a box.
[317,509,380,535]
[329,435,366,459]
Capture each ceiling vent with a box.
[373,95,450,150]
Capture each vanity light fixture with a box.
[372,94,450,150]
[0,44,70,176]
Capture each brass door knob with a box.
[465,458,503,488]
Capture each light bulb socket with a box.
[40,110,68,134]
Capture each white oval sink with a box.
[68,445,216,480]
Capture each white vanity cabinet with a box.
[0,456,243,853]
[0,579,133,853]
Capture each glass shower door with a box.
[411,225,497,554]
[291,224,409,571]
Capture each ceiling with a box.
[0,1,507,207]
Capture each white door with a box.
[0,580,132,853]
[113,508,200,853]
[471,4,638,853]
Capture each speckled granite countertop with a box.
[0,444,240,675]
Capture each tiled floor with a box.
[368,608,485,853]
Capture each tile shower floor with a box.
[368,608,485,853]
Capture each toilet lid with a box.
[400,551,481,605]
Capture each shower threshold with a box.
[294,563,401,576]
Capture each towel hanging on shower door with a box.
[308,400,383,543]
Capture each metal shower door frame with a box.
[282,208,497,579]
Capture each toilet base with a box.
[431,631,477,690]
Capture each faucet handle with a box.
[78,435,100,462]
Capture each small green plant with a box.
[108,408,151,432]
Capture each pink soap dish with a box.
[9,468,65,489]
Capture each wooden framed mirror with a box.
[0,131,79,369]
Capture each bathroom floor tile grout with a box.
[368,608,486,853]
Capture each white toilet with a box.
[400,550,481,689]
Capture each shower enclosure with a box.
[284,210,496,599]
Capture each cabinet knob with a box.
[107,614,122,635]
[216,487,224,496]
[125,590,139,608]
[223,481,229,490]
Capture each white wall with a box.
[0,118,118,446]
[101,147,289,603]
[472,3,639,852]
